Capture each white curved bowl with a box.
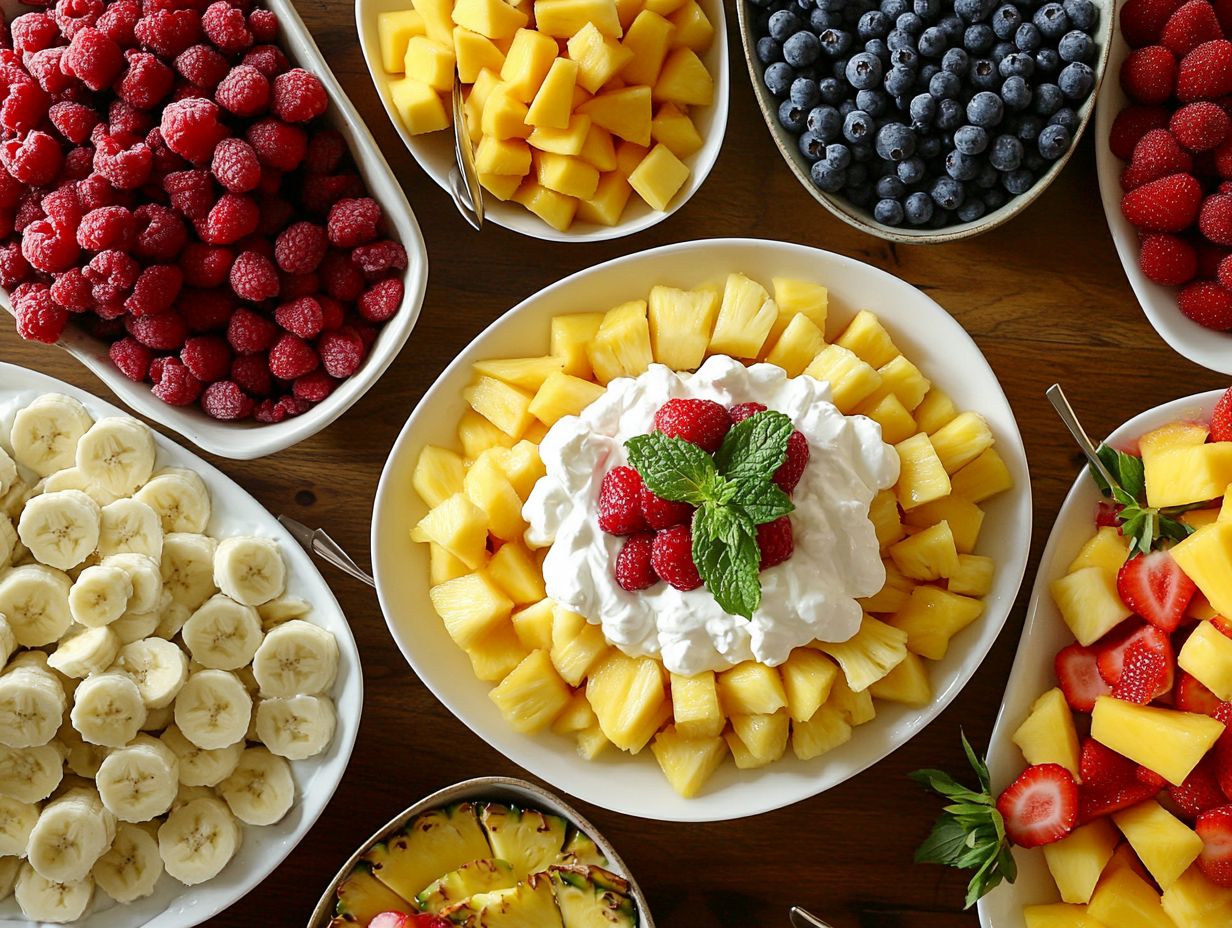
[0,361,363,928]
[354,0,730,242]
[371,237,1033,823]
[0,0,430,460]
[1095,23,1232,374]
[977,389,1223,928]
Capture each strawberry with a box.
[1112,640,1171,703]
[1178,279,1232,329]
[653,398,731,453]
[1055,642,1113,711]
[1210,385,1232,441]
[1201,192,1232,243]
[1121,173,1204,231]
[1213,615,1232,637]
[1198,241,1232,275]
[1117,550,1198,631]
[1171,757,1229,818]
[1120,45,1179,105]
[1217,137,1232,177]
[1111,105,1172,160]
[996,763,1079,848]
[1096,621,1174,687]
[1122,129,1195,191]
[1172,101,1232,151]
[1163,0,1225,55]
[1122,0,1186,46]
[1095,501,1125,527]
[597,466,648,536]
[1077,738,1165,822]
[1178,39,1232,101]
[1177,671,1225,713]
[1139,233,1199,285]
[1196,805,1232,886]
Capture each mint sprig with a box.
[1088,444,1203,557]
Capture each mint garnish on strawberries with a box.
[625,411,796,619]
[1089,444,1202,556]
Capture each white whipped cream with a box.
[523,356,900,676]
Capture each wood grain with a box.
[1,1,1226,925]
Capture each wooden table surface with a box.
[1,1,1227,925]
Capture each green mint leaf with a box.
[728,479,795,525]
[1159,515,1196,545]
[692,504,761,619]
[962,730,990,792]
[913,816,970,867]
[1091,444,1145,500]
[625,433,719,505]
[714,410,794,484]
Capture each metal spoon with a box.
[1046,383,1123,494]
[789,906,834,928]
[277,515,374,588]
[448,75,484,231]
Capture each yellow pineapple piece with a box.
[487,542,545,604]
[1113,799,1202,890]
[652,47,712,105]
[466,620,531,682]
[668,0,712,50]
[614,139,649,175]
[650,727,726,797]
[379,10,426,72]
[1023,903,1109,928]
[834,309,898,369]
[1042,819,1119,905]
[476,135,533,174]
[1050,567,1132,646]
[815,616,908,692]
[412,492,489,569]
[473,356,565,392]
[930,411,995,474]
[779,648,838,722]
[586,651,670,753]
[480,172,522,200]
[616,0,643,30]
[567,23,634,93]
[549,607,610,686]
[859,392,917,445]
[430,542,471,585]
[821,675,871,727]
[1172,522,1232,619]
[914,387,959,435]
[454,27,506,82]
[867,651,931,705]
[670,670,724,738]
[1104,841,1151,883]
[404,36,456,91]
[527,113,593,155]
[579,123,618,171]
[950,447,1014,503]
[627,142,689,210]
[464,453,526,541]
[389,77,450,134]
[1162,866,1232,928]
[413,445,466,508]
[791,706,852,760]
[431,572,514,648]
[647,284,720,370]
[1068,526,1131,574]
[535,0,622,37]
[1178,620,1232,699]
[576,723,612,759]
[414,0,455,44]
[645,0,687,15]
[550,312,604,378]
[889,585,984,660]
[863,355,931,412]
[511,598,555,650]
[458,408,517,458]
[490,649,572,732]
[512,181,578,231]
[770,277,828,344]
[1190,592,1218,621]
[577,86,653,145]
[1091,696,1224,786]
[903,496,983,553]
[1183,506,1221,530]
[528,372,606,425]
[496,440,544,498]
[1220,486,1232,521]
[1012,687,1080,778]
[526,58,578,129]
[499,28,560,100]
[649,102,702,158]
[858,559,915,614]
[479,84,533,140]
[587,300,653,385]
[869,489,906,548]
[450,0,528,38]
[1141,420,1210,460]
[764,313,825,378]
[1143,426,1229,508]
[728,710,789,765]
[803,344,883,413]
[708,273,777,359]
[717,661,788,716]
[552,693,597,739]
[537,152,600,199]
[576,171,632,225]
[889,521,961,581]
[620,11,674,85]
[948,554,995,596]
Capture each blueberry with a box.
[778,98,810,132]
[909,92,937,126]
[817,0,846,12]
[807,104,843,139]
[963,23,995,53]
[819,77,846,104]
[1036,3,1069,39]
[991,41,1016,63]
[1014,21,1041,50]
[918,134,944,157]
[843,108,876,142]
[874,197,906,224]
[889,45,919,68]
[859,9,892,38]
[1038,122,1071,158]
[917,25,948,56]
[791,77,822,107]
[1015,115,1043,141]
[1034,47,1061,74]
[875,121,917,160]
[904,190,934,223]
[1002,75,1032,109]
[798,130,826,160]
[914,0,942,19]
[975,161,999,187]
[846,51,884,89]
[992,5,1022,39]
[822,142,852,169]
[898,155,926,182]
[897,10,925,33]
[1027,83,1059,116]
[939,14,965,41]
[989,133,1023,169]
[790,31,824,67]
[847,181,876,206]
[929,69,962,98]
[817,27,853,56]
[936,97,965,129]
[957,198,987,221]
[942,47,970,74]
[919,63,941,86]
[764,62,796,96]
[946,148,981,180]
[999,51,1034,78]
[1062,0,1097,31]
[864,38,892,62]
[1049,106,1079,132]
[877,174,908,197]
[1024,149,1048,171]
[1057,29,1092,63]
[757,36,784,64]
[810,161,847,191]
[840,98,858,116]
[851,143,875,163]
[930,175,965,208]
[983,187,1007,208]
[1002,167,1034,194]
[887,28,915,50]
[881,0,909,19]
[1058,61,1094,100]
[955,124,989,153]
[967,90,1004,127]
[955,0,996,22]
[769,9,803,40]
[883,63,915,96]
[969,57,1000,89]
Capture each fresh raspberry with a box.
[774,430,810,493]
[1178,279,1232,328]
[1197,241,1229,276]
[1179,40,1232,101]
[202,192,257,245]
[357,277,402,322]
[215,64,269,118]
[11,13,60,57]
[77,173,117,211]
[95,301,127,320]
[134,9,201,59]
[1122,129,1194,190]
[0,210,13,241]
[108,335,152,381]
[41,186,82,226]
[53,0,103,39]
[200,379,253,420]
[318,326,364,378]
[598,466,647,534]
[615,534,657,591]
[268,222,324,275]
[180,333,231,381]
[133,203,188,260]
[78,205,135,250]
[1120,46,1177,105]
[22,219,79,273]
[171,81,209,103]
[201,1,251,53]
[0,244,31,288]
[94,134,153,190]
[1139,233,1199,285]
[1201,193,1232,243]
[2,132,63,186]
[729,401,768,422]
[27,47,74,96]
[252,398,286,423]
[126,308,186,349]
[146,125,188,176]
[1172,102,1232,152]
[320,250,363,300]
[304,129,345,175]
[255,192,293,236]
[247,8,276,42]
[230,353,271,396]
[351,240,407,278]
[0,82,50,135]
[62,145,95,181]
[178,242,231,288]
[274,295,323,338]
[174,43,227,89]
[86,249,140,303]
[326,196,381,247]
[62,27,123,91]
[1121,0,1185,46]
[226,249,276,301]
[15,288,68,344]
[126,264,182,316]
[210,137,259,193]
[49,101,101,144]
[0,172,22,213]
[300,172,363,215]
[14,192,46,235]
[117,51,174,110]
[257,166,282,194]
[317,295,344,330]
[237,234,275,260]
[653,398,731,453]
[271,67,326,124]
[50,267,93,311]
[245,118,305,171]
[1220,252,1232,288]
[651,525,702,591]
[756,516,794,569]
[279,270,319,299]
[160,97,228,164]
[96,0,139,46]
[267,331,317,379]
[1121,172,1203,231]
[226,305,277,353]
[241,43,288,77]
[180,287,234,332]
[292,369,334,403]
[163,168,213,218]
[1162,0,1224,56]
[639,485,693,530]
[151,356,202,405]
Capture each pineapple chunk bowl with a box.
[371,238,1032,822]
[977,388,1232,928]
[354,0,729,241]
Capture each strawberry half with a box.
[1055,642,1113,712]
[1096,621,1175,697]
[1171,757,1229,818]
[1078,738,1165,822]
[1212,385,1232,442]
[1113,640,1171,703]
[1176,671,1224,714]
[1196,805,1232,887]
[996,763,1079,848]
[1117,550,1197,632]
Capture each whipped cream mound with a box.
[523,355,900,676]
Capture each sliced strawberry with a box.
[1213,615,1232,639]
[1213,702,1232,799]
[1078,738,1165,822]
[1096,622,1175,701]
[996,763,1079,848]
[1177,671,1225,714]
[1113,640,1171,703]
[1055,642,1113,712]
[1211,385,1232,442]
[1117,550,1198,632]
[1196,805,1232,887]
[1171,757,1229,819]
[1095,501,1125,527]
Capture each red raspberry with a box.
[77,173,117,211]
[300,173,362,214]
[151,356,202,405]
[0,173,21,212]
[95,301,127,320]
[180,334,231,382]
[62,146,95,181]
[1121,129,1193,190]
[271,67,326,124]
[326,196,380,247]
[756,516,794,569]
[598,465,647,535]
[11,14,59,57]
[351,240,408,278]
[247,8,276,42]
[126,264,182,316]
[96,0,139,46]
[1120,172,1203,231]
[0,82,50,136]
[639,485,693,530]
[134,9,201,59]
[267,332,317,379]
[27,48,74,96]
[226,305,277,353]
[236,234,275,260]
[279,270,319,299]
[0,210,13,240]
[62,27,123,91]
[228,249,278,300]
[0,243,32,288]
[357,277,403,322]
[1179,40,1232,101]
[201,379,253,420]
[257,166,282,195]
[22,219,79,273]
[86,249,140,303]
[774,431,810,493]
[108,336,152,381]
[202,192,257,245]
[729,401,768,422]
[292,369,335,403]
[42,186,82,226]
[1200,193,1232,244]
[201,1,251,53]
[50,267,93,311]
[146,125,188,176]
[160,97,228,164]
[1197,241,1229,276]
[118,51,174,110]
[78,205,135,250]
[49,101,101,144]
[179,242,232,288]
[94,134,153,190]
[180,287,234,332]
[1172,102,1231,152]
[304,129,345,175]
[1178,279,1232,329]
[1220,253,1232,288]
[1162,0,1223,56]
[230,353,271,396]
[255,193,293,236]
[134,203,188,260]
[614,534,657,591]
[653,399,731,453]
[163,168,214,218]
[245,118,305,171]
[253,398,286,423]
[318,326,364,378]
[174,44,227,89]
[317,295,344,330]
[651,525,703,591]
[215,64,269,118]
[274,220,326,274]
[320,250,363,300]
[126,308,187,349]
[14,192,46,235]
[15,289,68,344]
[1121,0,1184,46]
[241,43,288,78]
[2,132,63,187]
[53,0,103,39]
[107,99,154,139]
[1120,46,1177,106]
[274,295,323,338]
[1139,233,1199,285]
[210,137,259,193]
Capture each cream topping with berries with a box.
[525,355,900,675]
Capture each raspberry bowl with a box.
[0,0,428,459]
[371,237,1032,822]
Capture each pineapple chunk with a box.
[472,355,566,391]
[549,607,610,686]
[1178,619,1232,699]
[1113,799,1202,890]
[867,652,931,706]
[1183,507,1221,530]
[580,124,618,170]
[1090,696,1224,786]
[378,10,426,72]
[511,598,555,650]
[858,559,915,614]
[1050,567,1132,646]
[552,690,598,735]
[464,376,534,439]
[1221,487,1232,522]
[859,392,917,446]
[576,171,632,226]
[652,47,712,105]
[417,858,518,914]
[889,521,961,581]
[430,542,471,585]
[413,445,466,508]
[489,649,572,732]
[930,411,995,474]
[497,440,545,498]
[499,28,560,101]
[1162,866,1232,928]
[894,433,952,510]
[466,620,531,682]
[537,152,600,199]
[513,181,578,232]
[614,139,649,175]
[948,554,995,597]
[826,674,875,725]
[464,453,526,541]
[450,0,529,38]
[1141,420,1210,460]
[431,572,514,649]
[647,284,719,370]
[779,647,838,722]
[336,863,413,925]
[770,277,828,342]
[650,727,726,797]
[479,171,521,200]
[815,616,908,692]
[1172,522,1232,619]
[835,310,899,369]
[708,273,778,359]
[458,408,517,458]
[486,542,545,604]
[527,113,592,155]
[1012,687,1080,778]
[577,86,653,145]
[567,23,634,93]
[550,313,604,378]
[414,0,455,44]
[669,670,724,738]
[454,27,506,82]
[1042,819,1119,905]
[863,355,930,412]
[526,58,578,129]
[803,344,883,413]
[1145,444,1232,509]
[668,0,712,50]
[1068,526,1131,574]
[889,585,984,660]
[717,661,788,715]
[576,723,612,759]
[950,447,1015,503]
[480,85,533,140]
[764,313,825,378]
[649,102,703,158]
[914,387,958,434]
[728,710,789,765]
[586,300,653,385]
[790,706,852,760]
[476,135,533,174]
[903,496,984,553]
[615,0,642,29]
[586,651,669,752]
[620,11,674,85]
[365,804,491,901]
[389,77,450,134]
[412,492,489,569]
[405,36,456,91]
[529,372,606,425]
[535,0,622,37]
[869,489,906,548]
[1022,903,1110,928]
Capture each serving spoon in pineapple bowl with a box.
[790,906,834,927]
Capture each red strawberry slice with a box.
[1212,386,1232,442]
[1196,805,1232,886]
[996,763,1079,848]
[1096,621,1174,689]
[1055,642,1113,712]
[1095,501,1125,527]
[1117,550,1198,632]
[1171,757,1229,818]
[1078,738,1165,822]
[1213,702,1232,799]
[1214,615,1232,638]
[1113,640,1171,703]
[1177,671,1225,714]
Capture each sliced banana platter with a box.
[0,362,361,928]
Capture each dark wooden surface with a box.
[1,1,1227,925]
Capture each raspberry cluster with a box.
[1,0,408,423]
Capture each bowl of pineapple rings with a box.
[371,237,1032,822]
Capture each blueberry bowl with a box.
[736,0,1115,243]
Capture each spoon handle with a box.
[789,907,834,928]
[450,76,484,231]
[1046,383,1122,494]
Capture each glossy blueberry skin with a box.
[843,109,876,143]
[992,4,1022,39]
[929,69,962,98]
[807,104,843,139]
[778,98,810,133]
[811,7,844,30]
[914,0,942,19]
[885,63,916,96]
[1058,61,1094,100]
[999,51,1034,78]
[887,27,915,51]
[864,37,892,63]
[967,91,1005,127]
[963,23,995,53]
[1035,47,1061,75]
[764,61,795,96]
[1058,29,1093,62]
[1028,82,1062,116]
[942,47,970,74]
[909,92,937,126]
[769,9,803,41]
[1014,21,1041,51]
[824,142,853,169]
[1037,122,1071,159]
[969,57,1000,89]
[810,161,847,192]
[954,0,997,22]
[936,98,965,130]
[1034,2,1070,40]
[857,88,891,116]
[791,77,821,108]
[957,198,987,221]
[897,10,926,33]
[954,124,989,154]
[874,197,906,224]
[939,14,965,40]
[757,36,784,64]
[917,25,948,56]
[930,175,965,209]
[898,156,927,183]
[889,44,919,68]
[1062,0,1097,31]
[1002,75,1033,109]
[989,133,1024,170]
[817,27,853,56]
[1002,167,1035,194]
[877,174,908,198]
[881,0,909,19]
[1015,115,1043,142]
[784,30,823,67]
[875,121,917,160]
[845,51,884,90]
[919,63,941,85]
[1049,106,1079,132]
[819,77,846,104]
[991,40,1015,62]
[858,9,892,39]
[904,190,935,224]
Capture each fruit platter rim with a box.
[976,387,1224,928]
[0,0,431,462]
[370,236,1034,822]
[305,775,657,928]
[1093,19,1232,375]
[352,0,732,243]
[0,360,364,928]
[734,0,1115,245]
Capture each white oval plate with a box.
[353,0,730,242]
[0,0,430,460]
[0,361,362,928]
[977,389,1223,928]
[371,237,1033,823]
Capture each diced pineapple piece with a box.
[1183,507,1220,530]
[1022,903,1109,928]
[790,706,852,760]
[499,28,560,100]
[950,447,1014,503]
[489,649,572,732]
[914,388,958,434]
[480,171,522,199]
[430,542,471,585]
[815,616,908,692]
[549,606,610,686]
[1104,841,1151,883]
[903,496,984,554]
[496,440,544,498]
[1178,620,1232,700]
[1161,865,1232,928]
[379,10,427,72]
[1141,420,1211,459]
[458,408,517,458]
[770,277,828,344]
[802,344,881,413]
[576,171,632,225]
[1172,523,1232,619]
[620,11,674,87]
[1090,696,1224,786]
[476,134,533,173]
[653,47,712,105]
[412,493,489,569]
[451,0,529,38]
[1221,487,1232,522]
[1113,799,1202,890]
[867,651,931,705]
[1012,687,1080,778]
[668,0,712,50]
[708,273,777,359]
[577,86,653,145]
[586,651,669,752]
[473,356,565,392]
[454,27,506,82]
[889,521,961,581]
[644,0,687,15]
[513,181,578,231]
[552,690,598,734]
[535,0,622,37]
[834,309,898,369]
[487,542,545,604]
[579,124,618,170]
[587,300,653,384]
[627,142,689,210]
[1042,819,1119,905]
[724,728,766,769]
[649,102,702,158]
[538,152,601,199]
[827,674,875,725]
[431,572,514,648]
[646,285,719,370]
[415,0,455,43]
[511,598,556,650]
[650,727,726,797]
[466,620,531,681]
[729,710,789,764]
[529,372,606,425]
[616,0,643,29]
[405,36,456,90]
[860,392,917,446]
[1050,567,1132,647]
[1068,526,1131,574]
[413,445,466,508]
[526,58,578,129]
[779,647,838,722]
[614,139,649,175]
[1143,427,1230,508]
[551,313,604,378]
[1190,592,1218,621]
[527,113,592,155]
[889,585,984,660]
[336,864,412,925]
[567,23,634,93]
[948,554,995,597]
[717,661,788,716]
[390,77,450,134]
[464,453,526,541]
[669,670,723,738]
[765,313,825,378]
[576,723,611,759]
[868,489,906,548]
[858,559,915,614]
[930,411,995,474]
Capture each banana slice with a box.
[217,746,293,826]
[171,784,213,812]
[75,417,156,499]
[0,854,19,901]
[154,602,190,640]
[92,821,162,903]
[42,468,121,508]
[27,787,115,884]
[110,607,163,645]
[1,475,35,521]
[0,615,17,667]
[14,862,94,923]
[96,737,179,822]
[10,394,94,478]
[174,669,251,751]
[251,620,338,697]
[58,724,109,779]
[158,795,240,886]
[0,446,16,497]
[48,626,121,679]
[213,537,286,607]
[0,565,73,647]
[255,694,336,760]
[140,705,172,732]
[68,565,132,628]
[113,637,188,709]
[0,744,65,802]
[1,514,19,569]
[17,490,101,571]
[182,594,264,671]
[0,795,39,855]
[97,499,163,561]
[160,533,218,611]
[100,553,162,614]
[134,470,211,535]
[257,595,311,631]
[159,725,242,788]
[0,666,67,748]
[70,673,146,748]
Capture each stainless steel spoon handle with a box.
[789,906,834,928]
[277,515,375,588]
[1046,383,1122,494]
[450,76,484,231]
